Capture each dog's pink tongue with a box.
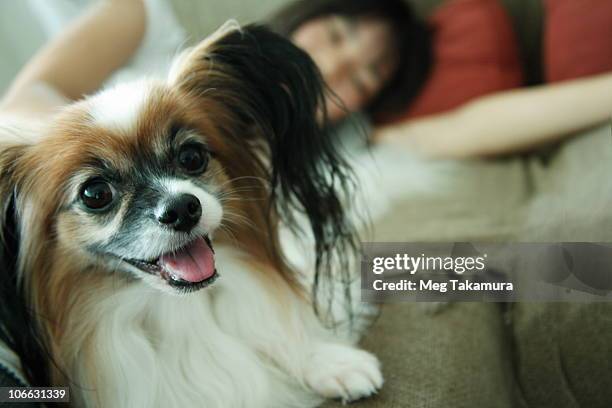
[159,237,215,283]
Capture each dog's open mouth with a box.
[125,235,218,292]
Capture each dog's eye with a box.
[178,144,208,175]
[80,179,114,210]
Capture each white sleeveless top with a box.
[105,0,188,86]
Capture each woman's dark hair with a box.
[268,0,432,118]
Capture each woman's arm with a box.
[0,0,146,116]
[375,72,612,158]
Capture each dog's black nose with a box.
[157,194,202,232]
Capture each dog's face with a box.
[56,83,234,292]
[17,81,237,293]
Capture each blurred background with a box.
[0,0,544,93]
[1,1,612,407]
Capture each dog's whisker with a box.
[217,223,239,246]
[222,210,257,231]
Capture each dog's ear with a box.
[0,120,43,266]
[0,139,51,386]
[0,142,26,245]
[0,136,31,249]
[169,23,357,319]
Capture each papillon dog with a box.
[0,23,382,407]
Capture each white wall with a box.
[0,0,90,94]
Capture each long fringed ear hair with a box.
[170,23,359,323]
[0,143,51,386]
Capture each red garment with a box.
[544,0,612,82]
[383,0,524,123]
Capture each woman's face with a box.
[292,15,398,121]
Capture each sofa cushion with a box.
[544,0,612,82]
[322,303,515,408]
[513,303,612,408]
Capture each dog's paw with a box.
[304,343,383,403]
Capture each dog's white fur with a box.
[88,80,153,132]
